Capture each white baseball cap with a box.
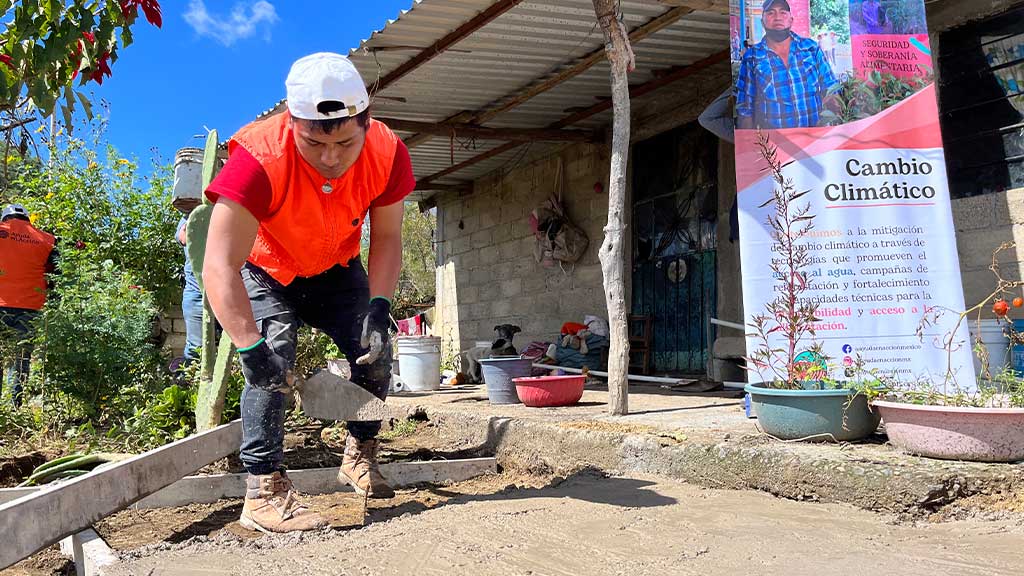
[285,53,370,120]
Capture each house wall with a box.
[432,0,1024,372]
[929,0,1024,311]
[434,143,611,360]
[432,65,734,366]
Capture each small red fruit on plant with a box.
[994,299,1010,317]
[1014,297,1023,308]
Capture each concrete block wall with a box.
[160,304,188,358]
[435,142,610,358]
[953,191,1024,313]
[929,0,1024,315]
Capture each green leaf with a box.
[76,90,92,119]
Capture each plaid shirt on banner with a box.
[736,32,839,129]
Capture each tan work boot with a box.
[339,435,395,498]
[239,471,327,533]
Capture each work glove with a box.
[356,297,391,366]
[238,338,293,393]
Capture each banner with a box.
[730,0,975,387]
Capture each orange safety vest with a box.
[0,219,55,310]
[229,114,398,285]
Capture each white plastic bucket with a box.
[172,147,204,212]
[971,319,1010,377]
[397,337,442,392]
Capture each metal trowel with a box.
[295,370,388,421]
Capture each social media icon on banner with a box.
[842,344,853,354]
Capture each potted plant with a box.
[743,132,881,442]
[873,242,1024,462]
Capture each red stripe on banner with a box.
[735,85,943,193]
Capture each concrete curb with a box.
[393,405,1024,514]
[59,529,117,576]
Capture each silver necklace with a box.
[321,182,333,194]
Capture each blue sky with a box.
[90,0,413,165]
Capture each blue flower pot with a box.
[744,382,881,442]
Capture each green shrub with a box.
[37,257,165,418]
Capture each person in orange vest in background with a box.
[0,204,56,407]
[203,53,413,533]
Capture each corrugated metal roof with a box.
[266,0,730,200]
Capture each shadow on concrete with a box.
[364,468,678,526]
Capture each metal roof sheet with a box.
[264,0,730,199]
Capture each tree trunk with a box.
[592,0,635,416]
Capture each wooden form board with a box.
[0,420,242,570]
[133,457,498,508]
[0,457,498,508]
[7,457,497,574]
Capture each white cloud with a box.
[183,1,279,47]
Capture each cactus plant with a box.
[189,130,239,431]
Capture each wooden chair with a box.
[628,315,652,375]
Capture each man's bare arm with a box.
[203,198,262,349]
[367,201,404,301]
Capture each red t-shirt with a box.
[206,139,415,220]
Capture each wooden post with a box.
[592,0,635,416]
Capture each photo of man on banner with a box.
[735,0,840,129]
[728,0,976,387]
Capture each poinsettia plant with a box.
[0,0,162,123]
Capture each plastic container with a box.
[875,401,1024,462]
[513,375,585,407]
[479,357,531,404]
[1011,319,1024,375]
[172,147,205,213]
[396,337,442,392]
[744,382,880,442]
[972,319,1010,377]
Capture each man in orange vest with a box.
[203,53,413,533]
[0,204,56,407]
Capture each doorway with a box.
[630,122,718,374]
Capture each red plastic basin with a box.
[513,375,584,407]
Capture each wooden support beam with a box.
[551,50,730,128]
[404,111,477,149]
[416,49,729,186]
[592,0,634,416]
[0,421,242,570]
[471,6,694,126]
[418,142,521,185]
[656,0,730,13]
[371,0,525,94]
[413,181,472,193]
[405,6,694,150]
[379,117,598,143]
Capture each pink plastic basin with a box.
[513,375,585,407]
[874,400,1024,463]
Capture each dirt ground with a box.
[0,418,482,576]
[7,419,1024,575]
[105,469,1024,576]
